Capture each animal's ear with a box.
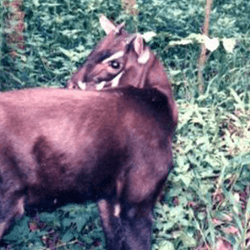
[100,15,125,35]
[131,34,150,64]
[128,34,178,127]
[114,34,153,89]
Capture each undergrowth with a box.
[1,0,250,249]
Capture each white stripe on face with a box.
[111,71,124,88]
[96,81,107,90]
[102,51,124,64]
[77,81,87,90]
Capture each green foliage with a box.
[0,0,125,91]
[1,0,250,249]
[3,203,104,249]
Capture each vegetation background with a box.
[0,0,250,249]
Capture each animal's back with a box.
[0,88,172,204]
[0,87,174,250]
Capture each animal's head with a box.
[67,15,129,90]
[67,15,178,127]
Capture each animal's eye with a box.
[109,60,120,69]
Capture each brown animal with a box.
[66,15,129,90]
[67,16,178,127]
[0,17,177,250]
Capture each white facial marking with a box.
[96,81,106,90]
[111,71,124,88]
[102,51,124,64]
[138,47,150,64]
[114,203,121,217]
[78,81,86,90]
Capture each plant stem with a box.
[198,0,213,93]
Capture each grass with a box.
[1,0,250,249]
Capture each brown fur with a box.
[66,17,178,128]
[0,86,175,249]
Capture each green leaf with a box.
[180,233,196,247]
[158,240,175,250]
[62,231,75,242]
[222,38,236,53]
[74,216,88,232]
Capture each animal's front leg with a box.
[120,202,153,250]
[98,199,125,250]
[98,199,153,250]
